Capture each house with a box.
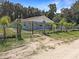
[21,16,54,30]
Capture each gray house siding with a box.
[12,16,53,31]
[22,21,52,31]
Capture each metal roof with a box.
[21,16,53,23]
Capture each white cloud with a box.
[51,0,75,13]
[57,9,61,13]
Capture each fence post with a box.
[31,21,34,35]
[43,21,46,34]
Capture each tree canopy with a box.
[0,16,10,25]
[0,1,45,21]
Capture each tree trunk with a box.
[3,25,6,41]
[17,22,19,38]
[43,22,45,34]
[17,19,22,40]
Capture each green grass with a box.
[26,30,79,42]
[46,31,79,42]
[0,29,32,52]
[22,31,32,39]
[0,39,25,52]
[0,28,16,38]
[0,28,79,52]
[0,31,31,52]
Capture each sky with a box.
[1,0,76,13]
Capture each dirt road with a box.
[31,39,79,59]
[0,35,79,59]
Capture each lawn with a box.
[0,28,32,52]
[23,30,79,42]
[46,31,79,42]
[0,28,79,52]
[0,39,25,52]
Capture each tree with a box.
[16,15,23,40]
[53,13,62,23]
[59,18,67,31]
[61,8,73,23]
[47,4,57,20]
[1,1,45,21]
[71,0,79,24]
[52,23,57,32]
[59,18,75,32]
[47,21,57,32]
[0,16,10,41]
[61,0,79,24]
[62,22,71,32]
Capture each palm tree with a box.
[0,16,10,40]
